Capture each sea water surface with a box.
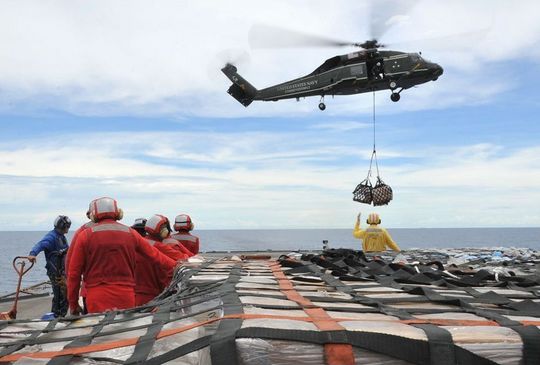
[0,228,538,294]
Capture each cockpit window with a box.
[409,53,420,63]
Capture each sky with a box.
[0,0,539,230]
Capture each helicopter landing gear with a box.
[318,96,326,111]
[390,88,403,102]
[389,80,401,102]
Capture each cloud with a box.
[389,144,540,189]
[0,130,539,230]
[0,0,539,117]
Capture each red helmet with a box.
[145,214,171,237]
[90,197,123,221]
[174,214,193,231]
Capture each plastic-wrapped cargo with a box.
[0,249,539,364]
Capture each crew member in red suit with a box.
[132,217,176,306]
[67,198,176,314]
[171,214,200,255]
[134,215,192,305]
[144,214,193,261]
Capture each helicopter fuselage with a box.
[258,50,442,100]
[222,50,443,108]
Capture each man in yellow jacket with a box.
[353,213,400,252]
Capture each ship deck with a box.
[0,248,538,364]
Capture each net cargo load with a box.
[0,249,539,364]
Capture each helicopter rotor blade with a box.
[207,48,251,81]
[368,0,419,42]
[249,24,355,49]
[216,48,251,66]
[249,1,419,51]
[383,28,490,51]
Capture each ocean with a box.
[1,228,538,294]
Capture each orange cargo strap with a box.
[269,261,355,365]
[2,311,539,362]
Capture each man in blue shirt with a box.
[28,215,71,317]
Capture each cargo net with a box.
[353,149,393,206]
[0,251,539,364]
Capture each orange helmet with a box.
[145,214,171,237]
[367,213,381,225]
[174,214,193,231]
[90,197,123,222]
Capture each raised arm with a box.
[353,213,365,239]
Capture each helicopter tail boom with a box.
[222,64,257,107]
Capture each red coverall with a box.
[134,236,192,306]
[65,221,95,304]
[67,220,176,313]
[171,231,200,255]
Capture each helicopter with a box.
[222,37,443,111]
[220,0,449,112]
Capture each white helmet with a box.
[90,197,123,222]
[145,214,171,237]
[174,214,193,231]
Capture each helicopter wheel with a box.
[390,93,400,102]
[389,81,397,90]
[318,102,326,111]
